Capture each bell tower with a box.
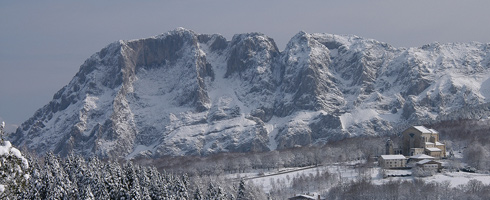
[386,139,394,155]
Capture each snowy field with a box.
[228,163,490,193]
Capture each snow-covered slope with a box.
[10,28,490,158]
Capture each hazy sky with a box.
[1,1,490,131]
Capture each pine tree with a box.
[0,135,29,199]
[136,164,151,199]
[124,162,141,200]
[205,182,217,200]
[215,185,227,200]
[236,179,247,200]
[148,167,164,199]
[162,172,174,199]
[43,152,75,199]
[194,186,204,200]
[104,162,123,199]
[205,182,227,200]
[173,173,189,199]
[87,156,109,199]
[81,186,95,200]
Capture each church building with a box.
[380,126,446,169]
[400,126,446,158]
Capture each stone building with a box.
[379,155,407,169]
[380,126,446,169]
[401,126,446,158]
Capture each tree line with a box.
[134,136,384,176]
[2,152,266,199]
[325,178,490,200]
[431,119,490,172]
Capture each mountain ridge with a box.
[10,28,490,158]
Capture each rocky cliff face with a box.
[11,28,490,158]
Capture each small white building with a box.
[416,159,442,170]
[379,155,407,169]
[409,154,435,162]
[425,147,443,158]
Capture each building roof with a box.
[412,126,439,134]
[288,194,317,200]
[413,126,432,133]
[381,155,407,160]
[417,159,441,165]
[425,142,434,145]
[435,142,444,146]
[410,154,435,159]
[426,147,442,152]
[428,129,439,134]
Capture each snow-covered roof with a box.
[410,154,435,159]
[426,147,442,152]
[425,142,434,145]
[413,126,432,133]
[429,129,439,134]
[417,159,441,165]
[380,155,407,160]
[289,194,316,200]
[411,126,439,134]
[435,142,444,145]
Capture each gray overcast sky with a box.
[1,0,490,131]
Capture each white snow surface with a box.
[238,163,490,194]
[0,140,29,194]
[0,141,29,168]
[0,141,28,168]
[380,155,406,160]
[340,109,378,130]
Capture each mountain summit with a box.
[11,28,490,158]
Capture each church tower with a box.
[386,139,394,155]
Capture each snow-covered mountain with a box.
[10,28,490,158]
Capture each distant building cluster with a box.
[380,126,446,171]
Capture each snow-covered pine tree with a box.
[162,171,175,199]
[0,121,5,142]
[193,186,204,200]
[205,182,228,200]
[173,173,189,199]
[104,162,124,199]
[0,122,29,198]
[124,162,142,200]
[149,166,168,199]
[87,156,109,198]
[236,179,247,200]
[64,153,84,198]
[205,182,217,200]
[136,164,151,199]
[0,136,29,199]
[22,161,43,199]
[215,184,228,200]
[80,186,95,200]
[43,152,75,199]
